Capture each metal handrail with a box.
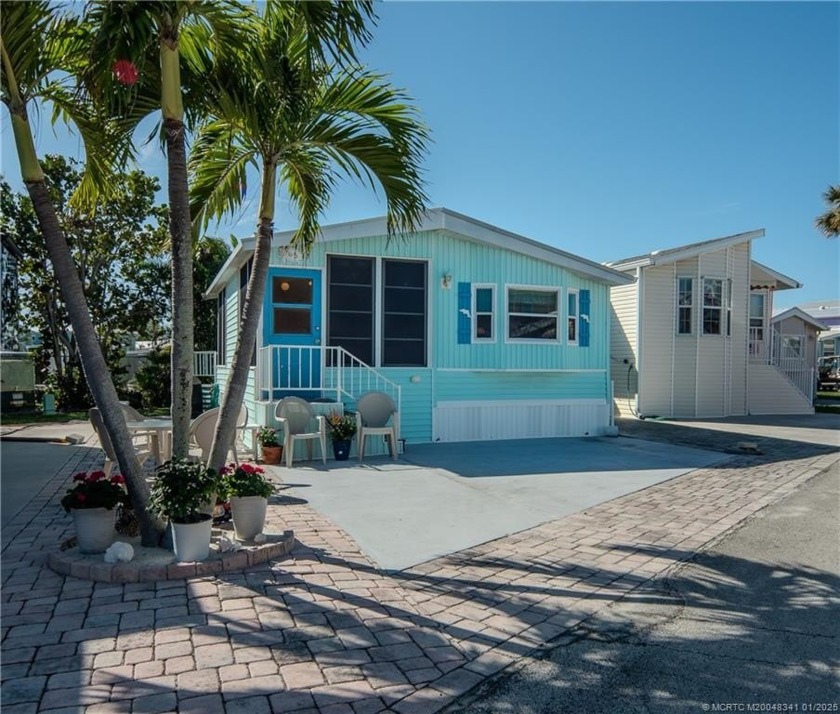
[767,326,815,403]
[194,351,217,378]
[256,345,402,414]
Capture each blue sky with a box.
[2,1,837,309]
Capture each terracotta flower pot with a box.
[72,508,115,554]
[261,445,283,465]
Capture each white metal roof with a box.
[606,229,765,271]
[205,208,634,297]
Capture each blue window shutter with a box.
[457,282,471,344]
[580,289,591,347]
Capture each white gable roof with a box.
[205,208,633,297]
[771,306,829,331]
[607,229,765,271]
[750,260,802,291]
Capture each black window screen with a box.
[327,256,374,365]
[382,259,426,366]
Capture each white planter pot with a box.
[230,496,267,541]
[171,516,212,562]
[72,508,115,554]
[198,492,217,517]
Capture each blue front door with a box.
[263,268,322,399]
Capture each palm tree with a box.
[1,2,164,545]
[189,2,429,472]
[83,0,252,460]
[816,185,840,238]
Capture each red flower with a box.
[239,463,255,474]
[113,59,139,86]
[110,474,126,485]
[86,470,106,482]
[73,472,87,482]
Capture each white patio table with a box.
[125,418,172,463]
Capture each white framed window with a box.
[567,288,579,345]
[472,284,495,342]
[676,277,693,335]
[702,278,723,335]
[506,286,559,341]
[726,278,733,337]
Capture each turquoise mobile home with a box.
[205,209,633,449]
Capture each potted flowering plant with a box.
[149,459,219,561]
[218,462,274,541]
[61,471,128,553]
[256,427,283,465]
[325,412,357,461]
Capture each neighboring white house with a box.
[607,229,814,418]
[771,306,827,391]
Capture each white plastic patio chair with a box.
[189,405,247,464]
[275,397,326,468]
[355,391,400,461]
[89,408,153,477]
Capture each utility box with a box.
[0,352,37,413]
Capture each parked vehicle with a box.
[818,355,840,391]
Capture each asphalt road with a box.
[447,464,840,713]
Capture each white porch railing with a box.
[194,351,217,378]
[751,326,815,403]
[748,327,767,362]
[256,345,401,413]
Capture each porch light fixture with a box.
[441,272,453,289]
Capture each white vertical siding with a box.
[634,241,752,418]
[639,265,674,417]
[729,243,749,416]
[672,257,699,416]
[609,279,639,416]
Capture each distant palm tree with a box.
[189,1,429,471]
[1,2,164,545]
[816,185,840,238]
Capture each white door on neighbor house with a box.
[749,291,767,361]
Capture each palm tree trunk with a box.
[161,37,193,460]
[3,44,165,546]
[165,116,193,459]
[207,161,276,472]
[26,179,165,546]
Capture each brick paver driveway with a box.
[2,424,837,713]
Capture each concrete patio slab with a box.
[278,436,725,571]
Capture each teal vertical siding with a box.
[433,371,608,401]
[229,228,616,443]
[281,230,610,373]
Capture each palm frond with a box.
[1,0,57,104]
[280,146,338,253]
[189,121,257,237]
[816,184,840,238]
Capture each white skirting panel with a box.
[434,399,610,443]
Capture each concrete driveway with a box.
[277,436,725,571]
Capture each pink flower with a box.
[110,474,126,485]
[113,59,139,86]
[239,463,255,474]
